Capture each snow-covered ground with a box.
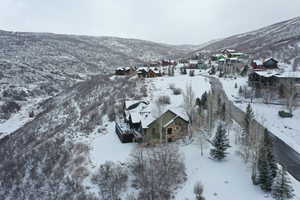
[85,114,300,200]
[84,73,300,199]
[0,97,45,140]
[176,122,300,200]
[89,122,136,165]
[146,70,211,108]
[219,76,300,154]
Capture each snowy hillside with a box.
[198,16,300,70]
[0,30,195,129]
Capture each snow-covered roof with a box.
[168,108,189,122]
[189,60,198,64]
[254,71,279,77]
[137,67,148,72]
[274,71,300,79]
[264,57,278,63]
[254,70,300,79]
[231,52,244,56]
[130,112,141,123]
[253,60,263,65]
[222,49,236,53]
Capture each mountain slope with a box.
[0,30,193,85]
[0,30,195,122]
[199,16,300,70]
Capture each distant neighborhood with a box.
[113,48,300,146]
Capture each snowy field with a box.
[86,73,300,199]
[146,70,211,108]
[87,117,300,200]
[219,77,300,154]
[177,123,300,200]
[0,97,45,140]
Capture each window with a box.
[167,128,173,135]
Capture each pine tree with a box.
[257,129,277,192]
[264,129,277,179]
[243,103,254,145]
[272,166,294,200]
[210,125,231,160]
[220,103,226,121]
[257,148,273,192]
[200,92,208,109]
[239,86,243,96]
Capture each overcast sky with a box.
[1,0,300,44]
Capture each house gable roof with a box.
[145,109,189,129]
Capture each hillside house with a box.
[137,67,162,78]
[115,66,136,75]
[116,100,189,143]
[222,49,236,57]
[249,71,300,101]
[251,58,279,70]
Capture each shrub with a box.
[173,88,182,95]
[158,95,171,105]
[189,70,195,77]
[29,111,35,118]
[194,182,205,200]
[129,145,186,200]
[180,68,187,75]
[278,111,293,118]
[1,101,21,114]
[92,161,128,200]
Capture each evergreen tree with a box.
[264,129,277,179]
[240,65,249,76]
[239,86,243,96]
[200,92,208,109]
[234,83,238,89]
[272,166,294,200]
[243,103,254,144]
[257,129,277,192]
[209,66,216,75]
[210,125,231,160]
[196,97,201,107]
[220,103,226,121]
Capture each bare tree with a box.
[154,99,165,144]
[282,79,298,114]
[182,84,196,138]
[129,145,186,200]
[193,182,205,200]
[92,161,128,200]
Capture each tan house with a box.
[117,100,189,143]
[143,110,189,143]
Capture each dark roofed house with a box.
[263,58,278,69]
[115,66,136,75]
